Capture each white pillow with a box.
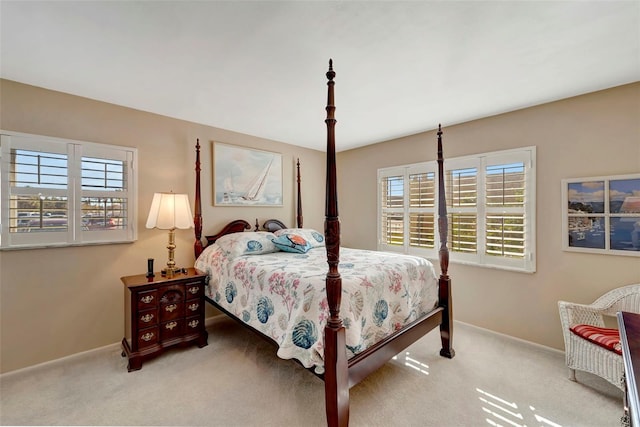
[215,232,278,259]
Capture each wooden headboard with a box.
[202,219,251,246]
[262,219,288,232]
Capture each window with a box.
[378,147,536,273]
[379,163,438,259]
[1,131,138,249]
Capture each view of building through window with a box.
[8,150,127,233]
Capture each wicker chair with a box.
[558,284,640,390]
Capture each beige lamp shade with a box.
[146,192,194,230]
[146,192,194,277]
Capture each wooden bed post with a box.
[437,125,455,359]
[192,63,454,427]
[194,139,204,259]
[296,158,303,228]
[323,59,349,427]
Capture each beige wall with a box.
[2,79,639,374]
[338,82,640,351]
[0,79,325,373]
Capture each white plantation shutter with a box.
[378,147,536,273]
[2,136,71,246]
[79,145,134,244]
[409,171,435,249]
[481,150,535,271]
[1,131,137,249]
[485,162,526,258]
[447,166,478,258]
[449,214,477,253]
[9,148,69,231]
[380,173,405,248]
[378,164,438,257]
[449,167,477,208]
[409,212,435,248]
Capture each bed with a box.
[192,60,454,426]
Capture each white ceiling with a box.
[1,1,639,152]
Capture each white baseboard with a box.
[455,320,564,355]
[0,342,121,379]
[1,315,228,377]
[1,316,562,377]
[205,313,227,327]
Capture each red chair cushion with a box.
[570,324,622,355]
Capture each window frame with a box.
[0,130,138,250]
[378,146,536,273]
[378,162,438,259]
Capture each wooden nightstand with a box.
[121,268,208,372]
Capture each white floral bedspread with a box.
[195,244,438,373]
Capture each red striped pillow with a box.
[570,324,622,355]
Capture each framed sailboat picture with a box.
[213,142,283,206]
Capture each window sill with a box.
[0,239,136,251]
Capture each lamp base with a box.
[161,267,188,278]
[164,228,178,278]
[162,267,178,278]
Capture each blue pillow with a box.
[274,228,325,248]
[272,234,312,254]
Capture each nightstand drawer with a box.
[185,281,203,297]
[137,290,158,309]
[185,300,203,316]
[185,315,202,332]
[160,319,184,341]
[137,308,158,328]
[160,302,184,321]
[137,326,159,349]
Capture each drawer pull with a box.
[188,286,200,295]
[141,314,154,323]
[140,295,154,304]
[188,319,199,328]
[165,321,178,330]
[165,304,177,313]
[188,303,199,312]
[141,332,154,342]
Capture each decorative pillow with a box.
[215,232,278,259]
[271,234,312,254]
[274,228,325,248]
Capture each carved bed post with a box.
[323,59,349,427]
[437,125,455,358]
[194,139,204,259]
[296,158,303,228]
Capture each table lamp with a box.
[145,192,194,277]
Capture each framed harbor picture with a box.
[213,142,283,206]
[562,173,640,256]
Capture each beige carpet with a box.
[0,318,624,426]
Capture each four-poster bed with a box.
[192,60,454,427]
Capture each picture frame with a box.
[213,142,283,206]
[562,173,640,256]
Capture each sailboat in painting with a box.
[221,175,236,204]
[215,142,282,206]
[240,157,274,202]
